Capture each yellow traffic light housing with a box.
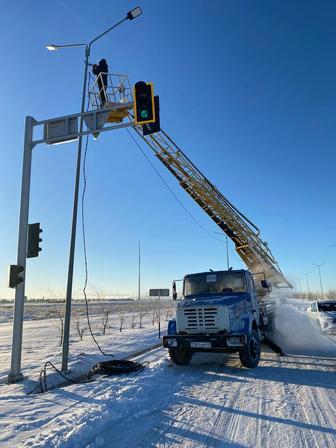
[133,81,156,125]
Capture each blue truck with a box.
[163,269,273,368]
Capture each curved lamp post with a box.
[301,272,311,301]
[46,6,142,372]
[313,263,326,300]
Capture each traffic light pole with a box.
[8,116,35,383]
[7,104,135,383]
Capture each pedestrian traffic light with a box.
[9,265,24,288]
[143,96,160,136]
[27,223,43,258]
[133,81,156,125]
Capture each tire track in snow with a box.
[84,352,218,448]
[294,356,336,448]
[138,362,234,447]
[202,351,276,448]
[35,343,335,448]
[200,348,335,448]
[158,355,249,448]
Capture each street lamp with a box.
[127,6,142,20]
[213,231,230,269]
[301,272,311,301]
[313,263,326,300]
[46,6,142,373]
[138,240,141,300]
[46,43,87,51]
[296,276,303,300]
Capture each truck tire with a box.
[239,330,261,368]
[169,348,193,365]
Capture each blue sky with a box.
[0,0,335,298]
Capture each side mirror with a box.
[172,281,177,301]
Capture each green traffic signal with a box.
[134,81,155,124]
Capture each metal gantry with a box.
[8,76,135,383]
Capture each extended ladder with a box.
[132,127,291,292]
[87,73,290,291]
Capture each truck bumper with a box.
[163,333,247,351]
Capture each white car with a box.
[307,301,336,334]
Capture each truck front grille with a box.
[183,307,218,331]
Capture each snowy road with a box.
[83,346,336,448]
[83,301,336,448]
[1,300,335,448]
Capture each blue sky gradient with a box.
[0,0,335,298]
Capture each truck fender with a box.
[248,316,260,337]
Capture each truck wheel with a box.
[239,330,261,368]
[169,348,192,365]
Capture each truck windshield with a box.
[184,272,246,297]
[318,302,336,312]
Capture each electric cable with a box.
[39,358,149,393]
[87,359,149,380]
[79,86,152,367]
[39,361,79,394]
[81,133,116,357]
[126,128,224,244]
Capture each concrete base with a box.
[7,372,24,384]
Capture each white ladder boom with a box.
[133,126,291,291]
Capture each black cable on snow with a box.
[87,360,149,380]
[39,359,149,393]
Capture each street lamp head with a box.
[46,44,58,51]
[127,6,142,20]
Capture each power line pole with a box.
[297,277,303,300]
[225,235,229,269]
[313,263,325,300]
[138,240,141,300]
[214,231,230,269]
[301,272,311,301]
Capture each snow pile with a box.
[272,299,336,356]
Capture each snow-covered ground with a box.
[0,299,335,447]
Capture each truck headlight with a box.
[167,338,178,347]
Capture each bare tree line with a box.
[292,290,336,301]
[51,299,175,345]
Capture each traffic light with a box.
[133,81,156,125]
[143,96,160,136]
[27,223,43,258]
[9,265,24,288]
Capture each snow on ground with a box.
[0,299,335,447]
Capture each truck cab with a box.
[163,269,265,368]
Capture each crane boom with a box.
[133,126,291,291]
